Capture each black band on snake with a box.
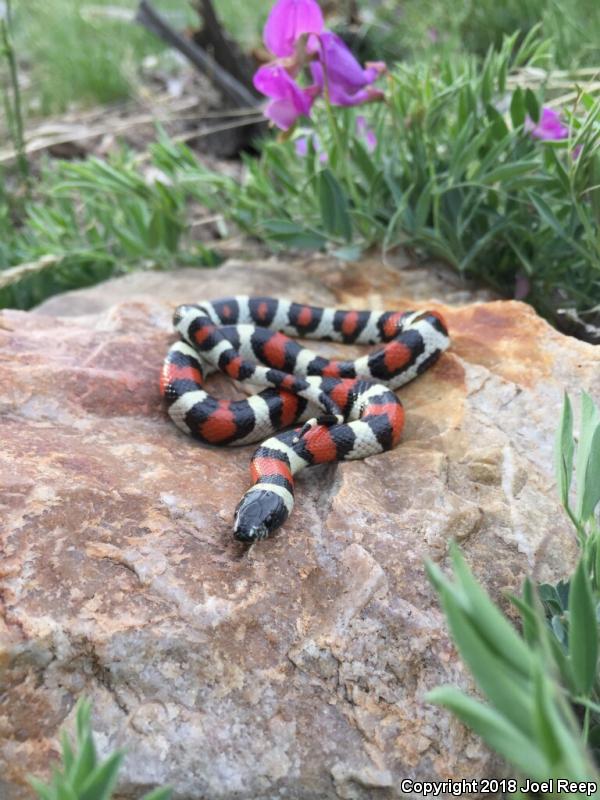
[160,296,450,543]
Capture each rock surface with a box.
[1,256,598,799]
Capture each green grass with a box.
[0,138,222,309]
[8,0,269,117]
[4,0,600,118]
[351,0,600,67]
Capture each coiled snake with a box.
[161,296,450,542]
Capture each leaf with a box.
[316,169,353,242]
[555,393,575,509]
[331,245,363,261]
[261,220,327,251]
[581,424,600,521]
[414,181,433,230]
[524,89,540,124]
[351,139,377,183]
[448,546,535,674]
[79,753,124,800]
[527,192,590,260]
[60,731,75,775]
[75,699,93,743]
[569,558,598,696]
[141,789,173,800]
[428,579,534,734]
[27,777,55,800]
[510,87,526,128]
[70,734,97,789]
[479,161,538,185]
[427,687,551,778]
[531,664,564,763]
[576,392,600,520]
[485,104,509,140]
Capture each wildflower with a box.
[253,64,318,130]
[309,32,386,106]
[263,0,324,58]
[356,115,377,152]
[526,107,568,140]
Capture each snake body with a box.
[160,296,450,542]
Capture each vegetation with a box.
[428,392,600,789]
[29,699,171,800]
[197,29,600,328]
[8,0,268,116]
[0,137,222,309]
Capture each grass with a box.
[7,0,269,117]
[0,137,223,309]
[351,0,600,67]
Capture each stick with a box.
[135,0,259,109]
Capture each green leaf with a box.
[351,139,377,183]
[141,789,173,800]
[555,393,575,509]
[576,393,600,520]
[427,687,550,778]
[79,753,123,800]
[485,104,509,139]
[316,169,353,242]
[581,424,600,521]
[447,546,535,675]
[569,558,598,696]
[27,777,55,800]
[60,731,75,775]
[414,181,433,230]
[510,87,526,128]
[479,161,537,185]
[261,220,327,250]
[70,734,97,789]
[524,89,540,124]
[331,245,363,261]
[431,582,534,734]
[75,699,92,743]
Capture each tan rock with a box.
[1,256,597,799]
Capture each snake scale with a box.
[160,296,450,542]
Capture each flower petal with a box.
[253,63,317,129]
[527,106,569,140]
[263,0,324,57]
[309,32,386,106]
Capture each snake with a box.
[160,296,450,543]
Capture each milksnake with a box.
[160,296,450,542]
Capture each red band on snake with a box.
[160,296,450,542]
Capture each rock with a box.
[1,256,597,799]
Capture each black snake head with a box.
[233,489,289,543]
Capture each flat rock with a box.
[1,256,597,799]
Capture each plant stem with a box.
[1,0,29,191]
[317,38,361,212]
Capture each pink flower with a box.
[263,0,324,58]
[308,32,386,106]
[526,107,569,140]
[356,115,377,152]
[253,64,318,130]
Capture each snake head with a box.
[233,489,289,543]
